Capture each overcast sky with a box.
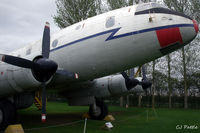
[0,0,59,53]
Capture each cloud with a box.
[0,0,59,53]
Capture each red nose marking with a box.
[192,19,199,33]
[156,27,183,48]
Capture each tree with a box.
[107,0,151,10]
[190,0,200,21]
[107,0,133,10]
[182,47,188,108]
[53,0,102,28]
[163,0,200,109]
[167,54,172,108]
[163,0,200,21]
[152,60,156,108]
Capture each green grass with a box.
[17,102,200,133]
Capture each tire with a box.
[0,100,16,130]
[89,99,108,120]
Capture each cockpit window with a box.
[135,2,192,20]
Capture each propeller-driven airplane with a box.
[0,2,198,129]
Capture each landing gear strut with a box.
[0,100,16,130]
[89,99,108,120]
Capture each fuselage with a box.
[0,2,198,97]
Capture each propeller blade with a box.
[120,71,130,81]
[127,77,139,90]
[0,54,38,69]
[42,22,50,58]
[41,82,47,123]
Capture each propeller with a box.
[0,22,65,123]
[121,71,139,90]
[121,66,152,91]
[0,22,57,122]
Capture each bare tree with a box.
[53,0,102,28]
[167,54,172,108]
[152,60,156,108]
[163,0,200,109]
[107,0,152,10]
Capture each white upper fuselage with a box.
[0,2,198,97]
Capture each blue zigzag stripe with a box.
[50,23,194,52]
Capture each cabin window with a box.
[105,16,115,28]
[76,25,81,30]
[26,48,31,55]
[52,39,58,47]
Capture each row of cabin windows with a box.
[23,39,58,54]
[17,47,31,57]
[75,16,115,30]
[51,16,115,48]
[22,16,116,53]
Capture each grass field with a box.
[16,102,200,133]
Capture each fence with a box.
[46,92,200,109]
[105,95,200,109]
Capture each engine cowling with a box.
[14,93,34,109]
[0,65,41,98]
[60,74,144,105]
[93,74,130,98]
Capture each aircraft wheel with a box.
[89,99,108,120]
[0,100,16,130]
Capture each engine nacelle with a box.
[93,74,128,98]
[0,65,41,98]
[61,74,143,105]
[14,93,34,109]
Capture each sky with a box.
[0,0,167,54]
[0,0,59,53]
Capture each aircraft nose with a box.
[177,18,199,46]
[157,15,198,55]
[192,19,199,33]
